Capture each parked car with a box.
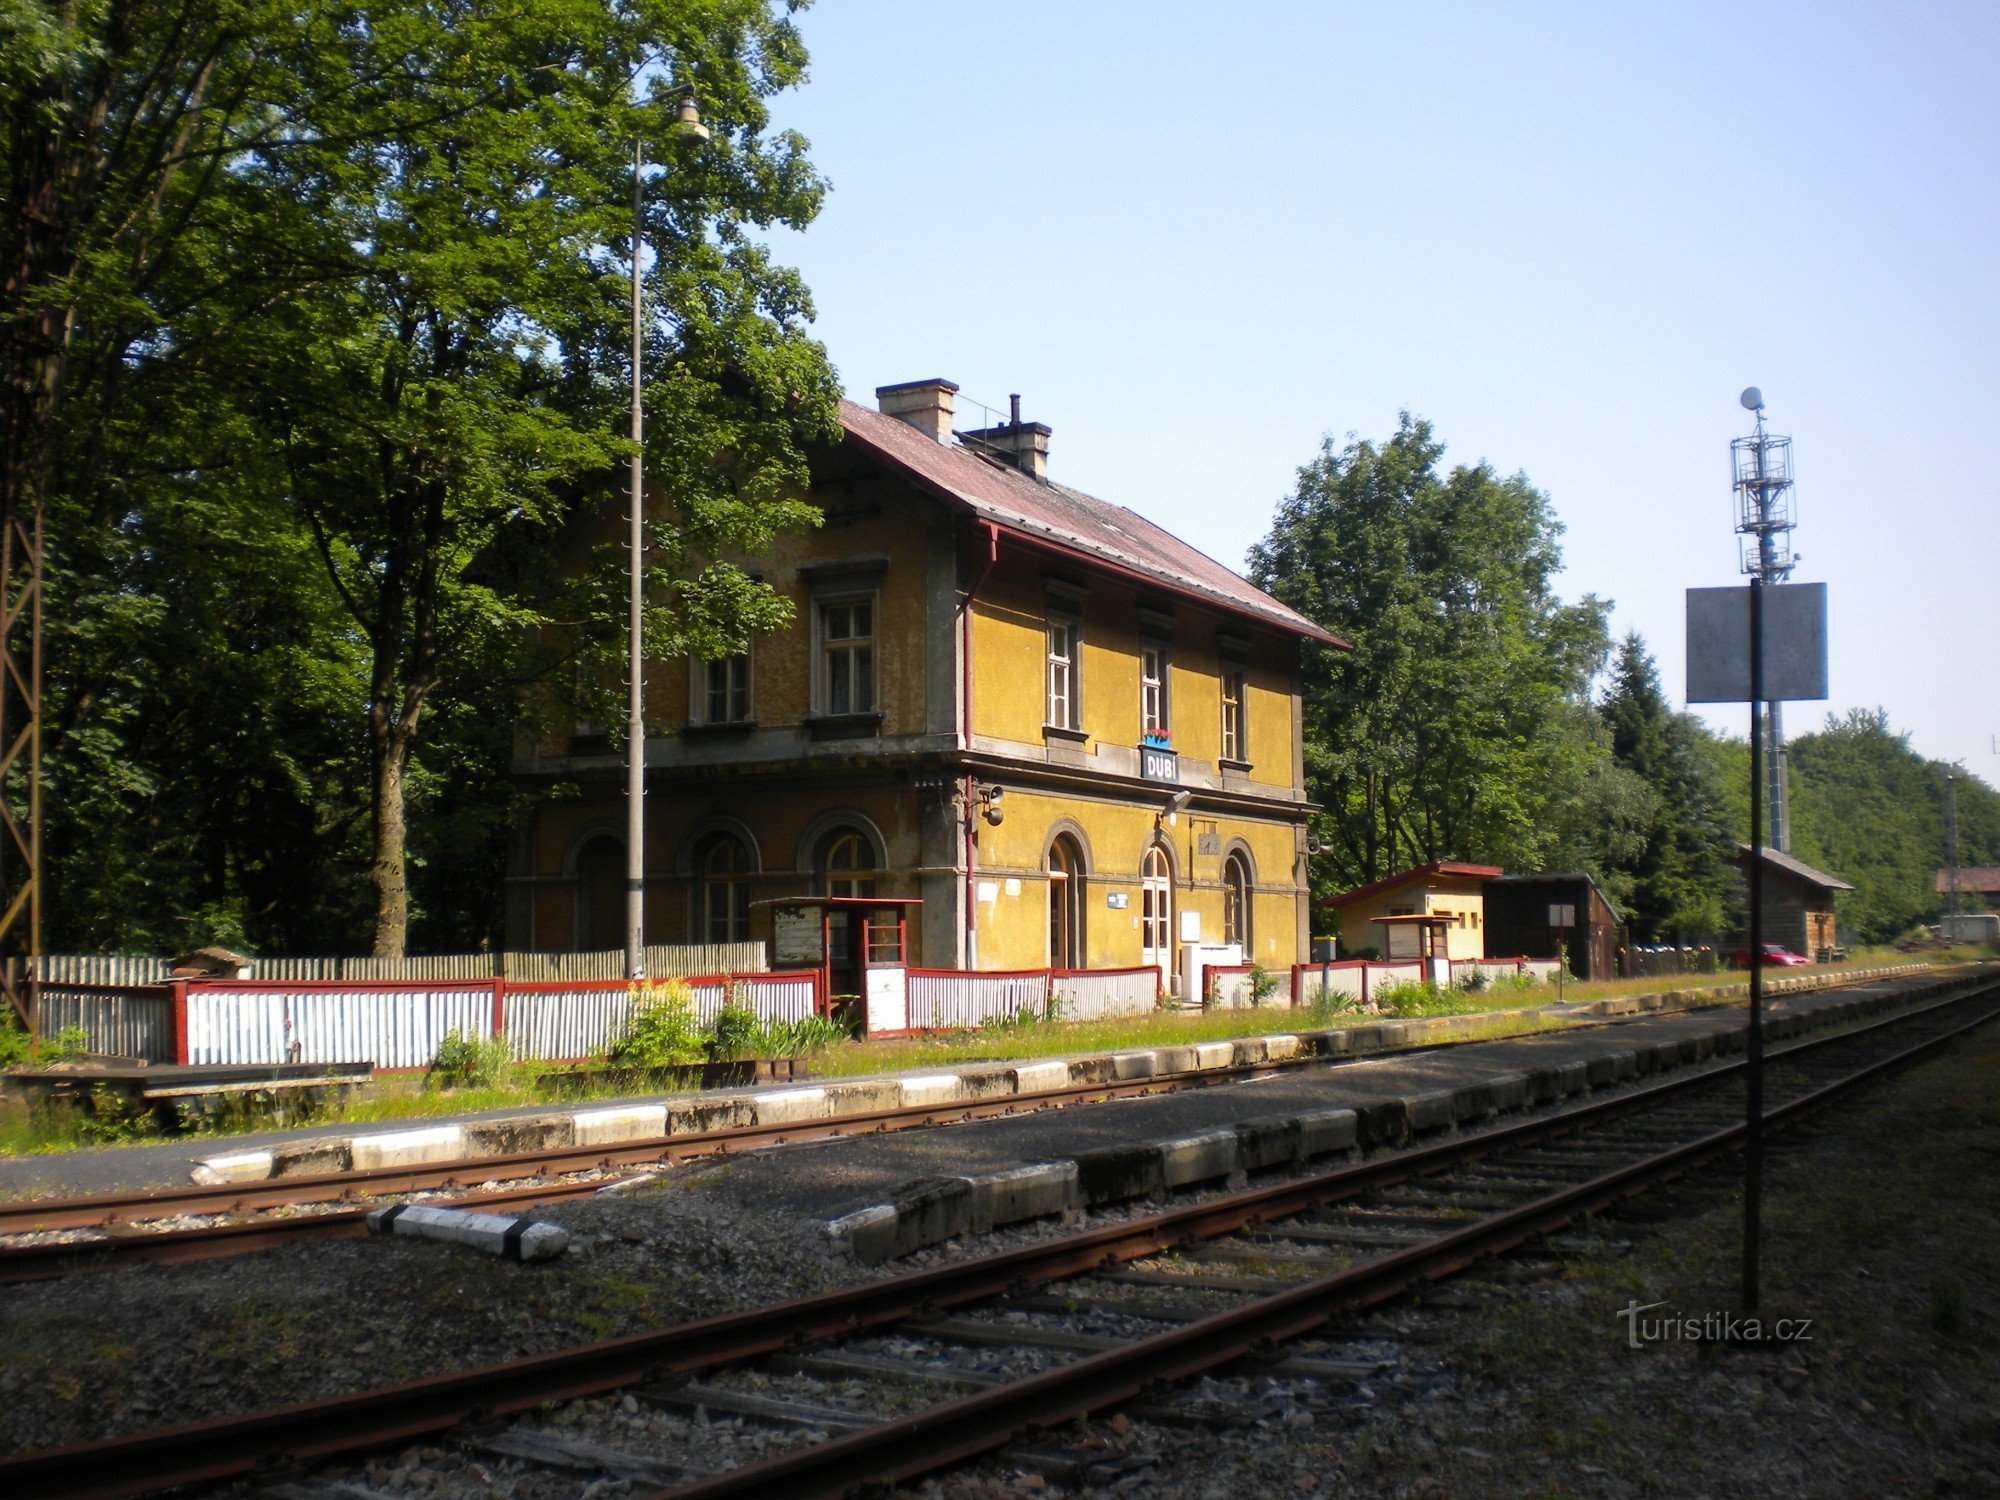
[1728,943,1812,968]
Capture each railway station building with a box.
[506,378,1339,997]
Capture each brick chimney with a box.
[876,378,958,443]
[962,393,1051,483]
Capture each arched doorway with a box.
[573,834,625,952]
[1048,834,1087,969]
[1223,851,1252,952]
[1140,843,1173,982]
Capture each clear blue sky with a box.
[759,2,1999,775]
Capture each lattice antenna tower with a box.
[1733,387,1798,853]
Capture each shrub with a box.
[705,1004,761,1062]
[1455,967,1489,993]
[1370,978,1480,1018]
[429,1028,510,1090]
[760,1014,852,1058]
[0,1020,95,1070]
[1248,964,1280,1008]
[610,979,706,1068]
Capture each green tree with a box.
[1248,414,1612,897]
[1597,633,1733,939]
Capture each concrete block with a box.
[1191,1042,1236,1070]
[1554,1060,1589,1096]
[666,1096,754,1134]
[1012,1060,1071,1094]
[1344,1026,1384,1053]
[572,1104,668,1147]
[1230,1039,1269,1065]
[351,1124,467,1171]
[1450,1082,1497,1122]
[824,1203,899,1265]
[1406,1089,1459,1134]
[886,1176,974,1256]
[465,1113,573,1156]
[1067,1056,1115,1086]
[1485,1071,1530,1111]
[1297,1107,1359,1158]
[1263,1034,1302,1061]
[1375,1022,1413,1047]
[750,1087,830,1126]
[1521,1065,1561,1104]
[270,1140,351,1177]
[1350,1097,1410,1147]
[824,1080,900,1115]
[189,1149,275,1185]
[1109,1051,1158,1081]
[1153,1045,1199,1076]
[1234,1115,1302,1172]
[367,1203,568,1261]
[897,1073,968,1109]
[958,1067,1019,1098]
[1160,1129,1242,1190]
[964,1161,1079,1231]
[1074,1142,1166,1204]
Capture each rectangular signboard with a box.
[1685,582,1828,704]
[772,906,823,964]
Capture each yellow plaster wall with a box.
[1335,877,1490,961]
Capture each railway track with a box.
[0,988,1765,1283]
[3,977,1992,1500]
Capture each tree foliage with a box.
[1248,414,1612,900]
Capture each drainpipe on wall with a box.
[961,521,1001,969]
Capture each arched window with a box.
[697,834,751,944]
[1140,843,1172,975]
[1048,834,1087,969]
[816,829,877,899]
[573,834,625,953]
[1223,852,1251,950]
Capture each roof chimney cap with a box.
[876,378,958,444]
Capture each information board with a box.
[772,906,823,964]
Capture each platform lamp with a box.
[625,84,710,983]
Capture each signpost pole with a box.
[1744,576,1765,1315]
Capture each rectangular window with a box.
[701,653,750,724]
[1549,903,1577,927]
[820,598,875,715]
[1047,619,1077,729]
[1141,643,1168,734]
[1220,669,1245,761]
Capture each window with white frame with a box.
[1140,642,1169,734]
[695,653,751,725]
[698,834,752,943]
[1220,668,1246,761]
[818,597,876,715]
[1047,618,1079,729]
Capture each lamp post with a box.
[626,85,709,983]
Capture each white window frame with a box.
[1140,641,1169,735]
[690,649,752,726]
[1047,616,1080,730]
[814,593,878,716]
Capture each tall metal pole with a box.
[1743,576,1766,1315]
[1945,767,1961,926]
[625,136,648,984]
[1749,410,1790,853]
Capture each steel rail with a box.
[0,965,1939,1238]
[1,980,1986,1500]
[656,999,2000,1500]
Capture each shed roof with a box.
[840,400,1344,646]
[1489,871,1622,920]
[1936,866,2000,893]
[1737,845,1854,892]
[1320,861,1505,910]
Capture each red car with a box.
[1729,943,1812,968]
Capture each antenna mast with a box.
[1732,389,1798,852]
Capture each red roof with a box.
[840,400,1345,646]
[1936,867,2000,893]
[1320,861,1505,909]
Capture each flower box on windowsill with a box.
[1140,731,1174,750]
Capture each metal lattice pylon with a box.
[0,493,40,1027]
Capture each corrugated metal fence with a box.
[37,986,175,1060]
[33,942,766,988]
[907,966,1161,1029]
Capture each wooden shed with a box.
[1737,846,1852,961]
[1483,873,1620,980]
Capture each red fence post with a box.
[491,977,507,1046]
[170,980,190,1066]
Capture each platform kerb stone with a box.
[957,1068,1020,1099]
[1262,1034,1302,1061]
[667,1096,754,1134]
[572,1104,668,1147]
[270,1139,351,1177]
[189,1149,275,1185]
[1012,1060,1070,1094]
[465,1114,574,1155]
[822,1080,900,1115]
[823,1204,898,1265]
[1235,1115,1303,1172]
[1191,1042,1236,1070]
[894,1073,966,1109]
[1296,1107,1359,1158]
[1074,1142,1167,1205]
[1156,1128,1244,1191]
[1153,1046,1199,1075]
[751,1087,831,1126]
[350,1124,467,1171]
[962,1161,1080,1231]
[1230,1039,1269,1065]
[1483,1071,1530,1111]
[1405,1089,1459,1136]
[886,1176,973,1257]
[1109,1051,1158,1081]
